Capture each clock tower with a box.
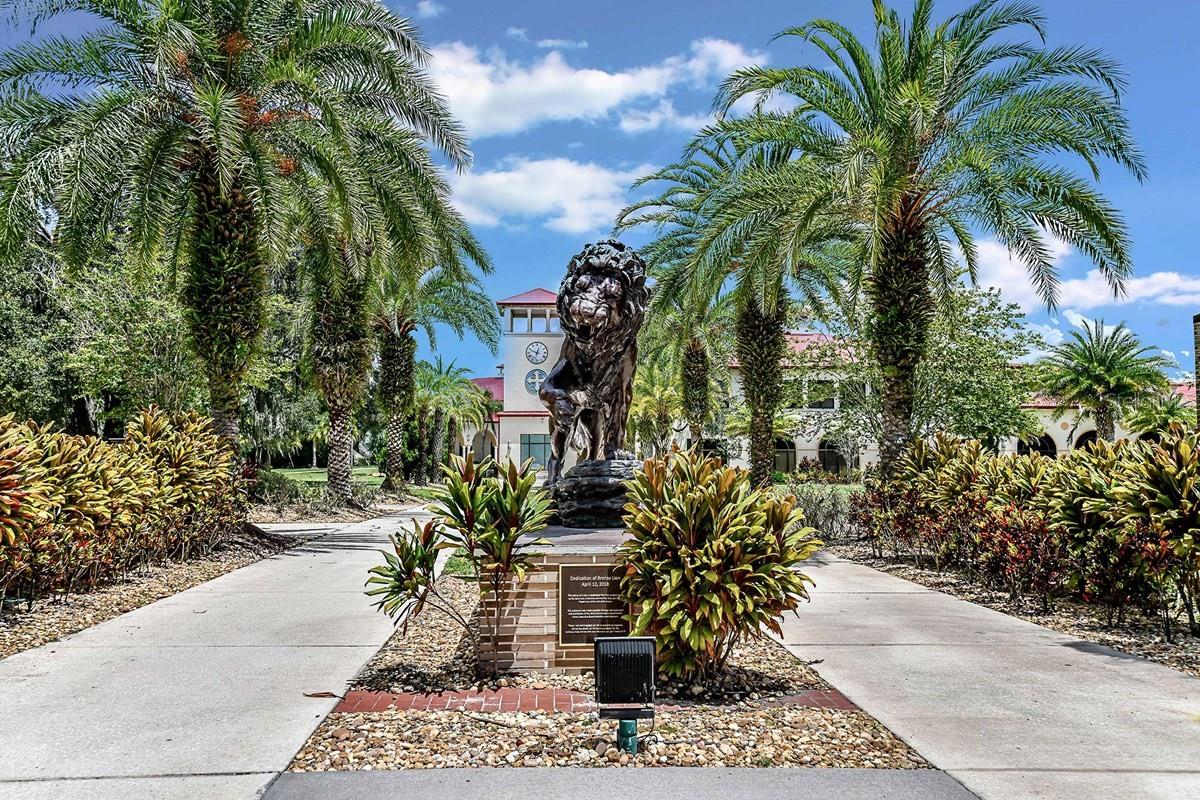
[492,288,566,469]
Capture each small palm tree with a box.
[0,0,469,447]
[629,360,683,458]
[413,358,489,482]
[698,0,1145,475]
[374,260,498,491]
[1125,391,1192,439]
[639,289,735,447]
[1039,321,1170,441]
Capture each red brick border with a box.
[334,687,857,714]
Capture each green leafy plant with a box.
[365,453,552,678]
[619,449,822,683]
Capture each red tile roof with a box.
[729,332,854,368]
[471,376,503,423]
[496,288,558,307]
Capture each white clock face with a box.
[525,369,547,394]
[525,341,548,364]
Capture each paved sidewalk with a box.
[778,553,1200,800]
[265,767,977,799]
[0,516,407,800]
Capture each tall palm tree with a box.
[616,143,842,486]
[0,0,469,448]
[1039,321,1170,441]
[697,0,1145,475]
[413,357,489,482]
[375,263,498,490]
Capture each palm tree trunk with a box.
[326,405,353,502]
[431,408,447,474]
[735,297,787,487]
[378,329,417,491]
[384,409,406,492]
[414,410,429,485]
[183,159,267,453]
[870,204,934,478]
[682,339,710,449]
[1095,404,1116,441]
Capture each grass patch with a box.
[274,466,384,487]
[442,548,476,577]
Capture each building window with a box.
[1017,434,1057,458]
[818,440,855,473]
[1074,430,1099,450]
[520,434,552,468]
[773,438,797,473]
[807,380,836,409]
[549,316,562,333]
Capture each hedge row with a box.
[852,427,1200,639]
[0,408,244,611]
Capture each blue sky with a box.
[6,1,1200,378]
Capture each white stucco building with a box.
[459,286,1195,473]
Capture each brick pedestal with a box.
[477,548,625,673]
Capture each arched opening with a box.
[818,440,855,473]
[1017,434,1057,458]
[471,428,497,460]
[1074,430,1100,451]
[773,438,797,473]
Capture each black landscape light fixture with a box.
[594,636,656,755]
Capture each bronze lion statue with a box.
[539,240,648,486]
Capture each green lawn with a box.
[274,466,385,487]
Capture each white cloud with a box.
[537,38,588,50]
[1028,323,1065,346]
[505,27,527,41]
[973,235,1200,313]
[415,0,444,19]
[1062,309,1092,329]
[618,100,711,133]
[428,38,765,138]
[450,157,653,235]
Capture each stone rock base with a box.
[551,458,639,529]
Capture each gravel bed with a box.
[291,706,927,771]
[0,528,296,660]
[829,540,1200,679]
[356,576,829,701]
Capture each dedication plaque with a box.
[558,564,629,646]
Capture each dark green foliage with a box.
[735,298,788,487]
[619,449,822,683]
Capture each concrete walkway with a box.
[265,767,976,799]
[0,516,409,800]
[778,553,1200,800]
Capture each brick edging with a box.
[334,687,857,714]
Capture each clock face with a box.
[525,369,547,394]
[525,341,548,364]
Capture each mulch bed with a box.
[0,527,298,660]
[829,540,1200,679]
[291,574,928,772]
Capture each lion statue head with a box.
[557,240,648,348]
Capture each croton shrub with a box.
[853,425,1200,637]
[0,408,244,611]
[618,449,822,682]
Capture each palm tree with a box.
[1125,391,1193,440]
[413,357,490,482]
[374,261,498,491]
[616,143,842,486]
[0,0,469,448]
[639,288,735,447]
[629,359,683,457]
[1039,321,1170,441]
[697,0,1145,475]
